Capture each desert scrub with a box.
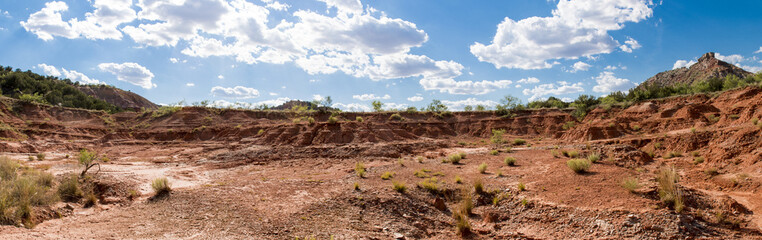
[562,121,576,130]
[664,151,682,159]
[621,177,639,193]
[504,156,516,166]
[587,153,601,163]
[512,139,526,145]
[454,176,463,184]
[654,142,662,149]
[392,181,407,193]
[355,116,364,122]
[448,154,463,164]
[327,116,338,124]
[453,189,472,236]
[566,158,591,174]
[417,177,440,194]
[632,125,641,131]
[505,147,512,153]
[57,174,83,201]
[657,167,683,212]
[473,178,484,194]
[704,167,719,176]
[151,105,181,118]
[389,113,403,121]
[477,163,488,173]
[380,172,394,180]
[36,153,45,161]
[0,159,58,227]
[416,156,424,163]
[459,152,467,159]
[489,150,499,155]
[414,169,431,178]
[152,177,172,196]
[353,182,360,191]
[517,182,526,191]
[0,156,20,180]
[490,129,505,144]
[551,150,559,158]
[78,149,100,177]
[693,156,705,164]
[354,162,366,178]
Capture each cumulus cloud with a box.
[569,61,592,72]
[672,59,696,69]
[332,102,371,112]
[317,0,363,14]
[98,62,156,89]
[517,77,541,84]
[441,98,498,110]
[37,63,102,85]
[755,47,762,54]
[419,77,536,95]
[255,97,291,106]
[21,0,136,40]
[471,0,652,69]
[407,96,423,102]
[352,93,391,101]
[592,71,633,93]
[619,37,641,53]
[522,81,585,101]
[716,53,762,73]
[261,0,290,11]
[186,83,195,87]
[211,86,260,99]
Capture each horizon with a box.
[1,0,761,111]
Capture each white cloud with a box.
[352,93,391,101]
[255,97,291,106]
[211,86,260,99]
[217,75,224,79]
[419,78,523,95]
[332,102,371,112]
[755,47,762,54]
[383,102,408,110]
[522,81,585,101]
[672,60,696,69]
[312,94,324,101]
[170,58,179,63]
[317,0,363,14]
[619,37,641,53]
[268,92,278,96]
[592,71,633,93]
[407,96,423,102]
[37,63,103,85]
[517,77,541,84]
[471,0,652,69]
[98,62,156,89]
[261,0,290,11]
[21,0,136,41]
[569,61,592,72]
[715,52,762,73]
[442,98,499,110]
[186,83,195,87]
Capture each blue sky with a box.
[0,0,761,111]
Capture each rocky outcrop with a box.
[78,85,158,110]
[638,52,753,88]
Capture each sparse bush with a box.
[78,149,100,177]
[587,153,600,163]
[454,176,463,184]
[505,147,512,153]
[416,156,424,163]
[355,162,366,178]
[417,177,439,194]
[392,181,406,193]
[151,105,181,118]
[504,156,516,166]
[562,121,576,130]
[389,113,403,121]
[0,156,20,181]
[477,163,487,173]
[257,129,265,135]
[356,116,364,122]
[665,151,682,159]
[706,114,719,123]
[752,117,759,126]
[693,157,705,164]
[521,198,529,207]
[327,116,338,124]
[57,174,82,202]
[83,192,98,208]
[621,177,639,193]
[563,150,580,158]
[566,158,591,174]
[36,153,45,161]
[474,179,484,194]
[453,189,472,236]
[489,150,499,155]
[306,117,315,125]
[632,125,641,131]
[517,182,526,191]
[151,177,172,196]
[512,139,526,145]
[657,167,683,212]
[729,114,739,119]
[448,154,462,164]
[380,172,394,180]
[459,152,467,159]
[551,150,559,158]
[654,142,662,149]
[414,169,430,178]
[490,129,505,144]
[1,162,58,226]
[353,182,360,191]
[705,167,719,176]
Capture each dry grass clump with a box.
[562,150,580,158]
[380,172,394,180]
[517,182,526,191]
[453,188,472,236]
[448,154,463,164]
[151,177,172,196]
[693,156,705,164]
[389,113,403,121]
[477,163,487,174]
[704,167,719,176]
[566,158,591,174]
[489,150,499,155]
[417,177,440,194]
[587,153,601,163]
[657,166,684,212]
[512,139,526,145]
[392,181,407,193]
[57,174,83,202]
[414,169,431,178]
[356,116,363,122]
[0,157,58,227]
[473,178,484,194]
[621,177,639,193]
[454,176,463,184]
[355,162,366,178]
[664,151,683,159]
[353,182,360,191]
[504,156,516,166]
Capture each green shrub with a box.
[752,117,759,126]
[665,151,682,159]
[504,156,516,166]
[448,154,462,164]
[505,147,512,153]
[693,157,705,164]
[489,150,499,155]
[35,153,45,161]
[517,182,525,191]
[57,174,82,202]
[587,153,600,163]
[306,117,315,125]
[414,169,430,178]
[389,113,403,121]
[551,150,559,158]
[417,178,439,194]
[151,106,181,118]
[78,149,100,177]
[454,176,463,184]
[632,125,641,131]
[477,163,487,174]
[566,159,591,174]
[380,172,394,180]
[621,177,639,193]
[512,139,526,145]
[356,116,364,122]
[562,121,576,130]
[563,150,580,158]
[83,192,98,208]
[355,162,366,178]
[327,116,338,124]
[490,129,505,144]
[151,177,172,196]
[459,152,467,159]
[654,142,662,149]
[392,181,406,193]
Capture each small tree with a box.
[372,100,384,112]
[463,105,473,111]
[426,99,448,112]
[79,149,100,177]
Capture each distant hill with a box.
[77,85,157,110]
[271,100,336,111]
[638,52,753,88]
